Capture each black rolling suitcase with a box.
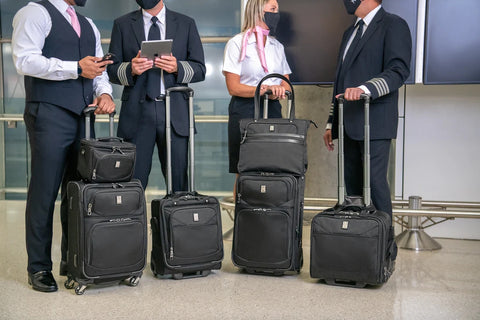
[65,179,147,294]
[232,75,309,275]
[150,87,224,279]
[232,172,304,274]
[310,94,396,287]
[77,107,136,183]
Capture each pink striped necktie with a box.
[67,7,81,37]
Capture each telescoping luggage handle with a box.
[337,94,371,206]
[165,87,195,195]
[83,106,116,140]
[254,73,294,121]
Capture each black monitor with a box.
[424,0,480,84]
[275,0,418,84]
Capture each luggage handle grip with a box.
[336,93,371,206]
[254,73,294,121]
[82,106,117,140]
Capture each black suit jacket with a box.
[107,8,205,138]
[328,8,411,140]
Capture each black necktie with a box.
[343,19,364,65]
[147,16,161,99]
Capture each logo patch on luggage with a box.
[115,161,121,168]
[342,221,349,230]
[193,213,199,222]
[116,195,122,205]
[269,125,275,132]
[260,185,267,193]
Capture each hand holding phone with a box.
[100,53,116,62]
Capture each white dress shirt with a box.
[12,0,112,98]
[142,7,166,94]
[223,32,291,87]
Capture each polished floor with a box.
[0,200,479,320]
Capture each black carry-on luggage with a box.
[232,172,304,274]
[65,108,147,295]
[237,74,311,175]
[65,179,147,295]
[310,94,396,287]
[150,87,224,280]
[232,74,310,275]
[77,107,136,183]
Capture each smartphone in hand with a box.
[100,52,116,62]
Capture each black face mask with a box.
[343,0,361,15]
[136,0,161,10]
[75,0,87,7]
[264,12,280,36]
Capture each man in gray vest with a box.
[12,0,115,292]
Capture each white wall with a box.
[396,84,480,239]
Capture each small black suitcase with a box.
[77,107,136,183]
[65,179,147,294]
[310,94,396,287]
[232,172,304,275]
[150,87,224,279]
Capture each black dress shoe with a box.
[59,260,68,276]
[28,271,58,292]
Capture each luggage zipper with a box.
[92,169,96,180]
[170,247,174,260]
[111,146,124,154]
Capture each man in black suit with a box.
[107,0,205,192]
[323,0,411,216]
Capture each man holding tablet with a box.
[107,0,206,191]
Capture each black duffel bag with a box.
[77,107,136,183]
[238,74,312,175]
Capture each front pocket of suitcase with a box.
[234,208,291,269]
[237,175,295,208]
[169,207,222,263]
[92,150,135,182]
[89,188,144,217]
[86,220,145,276]
[310,217,380,281]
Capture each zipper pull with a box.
[92,169,96,180]
[170,247,174,260]
[87,203,92,216]
[237,193,241,204]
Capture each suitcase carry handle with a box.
[83,106,117,140]
[165,87,195,194]
[337,93,371,206]
[254,73,294,121]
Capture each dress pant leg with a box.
[23,102,80,273]
[369,139,392,215]
[130,99,157,189]
[343,133,364,198]
[154,100,188,193]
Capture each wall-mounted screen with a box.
[275,0,418,85]
[424,0,480,84]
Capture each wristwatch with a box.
[77,62,82,76]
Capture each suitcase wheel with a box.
[74,284,87,295]
[173,270,211,280]
[325,279,367,288]
[126,276,140,287]
[64,277,75,290]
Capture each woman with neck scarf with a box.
[222,0,291,187]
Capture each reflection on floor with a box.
[0,200,479,320]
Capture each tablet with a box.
[140,39,173,61]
